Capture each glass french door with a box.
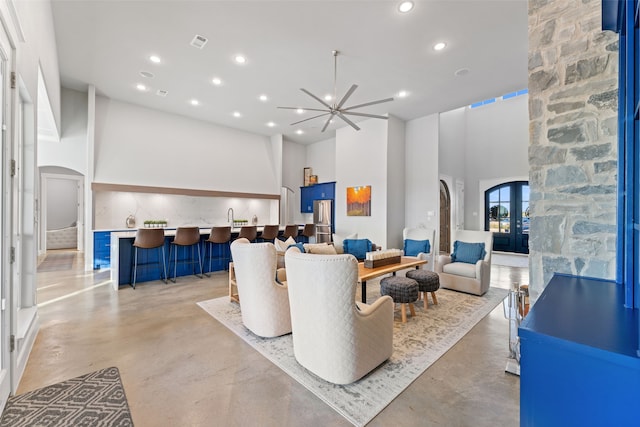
[485,181,529,254]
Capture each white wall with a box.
[386,115,406,250]
[439,95,529,231]
[93,97,278,194]
[335,119,389,248]
[464,95,529,229]
[38,88,87,174]
[405,113,440,247]
[306,137,336,182]
[282,139,306,224]
[46,178,77,229]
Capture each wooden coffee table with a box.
[358,257,428,303]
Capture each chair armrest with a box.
[355,295,393,316]
[435,255,452,273]
[275,268,287,287]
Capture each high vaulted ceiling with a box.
[51,0,528,144]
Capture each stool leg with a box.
[423,292,428,309]
[204,242,211,278]
[431,292,438,305]
[160,246,167,283]
[409,303,416,317]
[132,247,138,289]
[196,244,203,278]
[401,304,407,323]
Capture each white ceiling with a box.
[50,0,528,145]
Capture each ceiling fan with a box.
[278,50,394,132]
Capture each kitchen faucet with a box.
[227,208,234,224]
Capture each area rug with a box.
[198,285,508,427]
[37,252,76,272]
[0,366,133,427]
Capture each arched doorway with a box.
[439,180,451,253]
[485,181,529,253]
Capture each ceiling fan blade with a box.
[337,112,361,131]
[277,106,330,113]
[301,88,333,109]
[341,111,389,120]
[321,113,336,132]
[343,97,394,111]
[290,112,330,126]
[336,84,358,110]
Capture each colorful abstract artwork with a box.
[346,186,371,216]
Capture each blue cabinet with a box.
[93,231,112,269]
[300,182,335,213]
[519,275,640,426]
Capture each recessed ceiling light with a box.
[259,94,268,102]
[398,90,408,98]
[149,55,161,64]
[266,121,276,127]
[140,71,154,78]
[212,77,222,86]
[233,111,241,118]
[136,83,148,92]
[234,55,246,64]
[433,42,447,51]
[324,94,332,101]
[296,108,304,114]
[296,129,304,135]
[398,1,414,13]
[454,68,470,77]
[190,99,199,106]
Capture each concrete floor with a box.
[20,251,525,426]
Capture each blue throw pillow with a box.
[451,241,486,264]
[404,239,431,257]
[287,243,305,253]
[343,238,372,260]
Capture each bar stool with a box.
[300,223,315,243]
[259,224,280,243]
[131,228,167,289]
[282,224,299,241]
[169,226,203,282]
[237,225,257,242]
[204,226,231,276]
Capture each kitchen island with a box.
[106,225,301,290]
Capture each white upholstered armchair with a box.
[230,238,291,338]
[402,227,435,271]
[435,230,493,296]
[284,248,394,385]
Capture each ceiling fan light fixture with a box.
[398,1,414,13]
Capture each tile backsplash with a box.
[94,191,278,230]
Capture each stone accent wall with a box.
[528,0,618,301]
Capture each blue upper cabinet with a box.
[300,182,336,212]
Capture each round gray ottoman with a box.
[406,269,440,309]
[380,276,419,323]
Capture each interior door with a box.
[0,20,13,408]
[485,181,529,254]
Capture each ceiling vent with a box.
[190,34,208,49]
[140,71,154,78]
[156,90,168,97]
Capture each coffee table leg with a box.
[362,281,367,304]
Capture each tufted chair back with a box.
[230,238,291,337]
[284,248,393,384]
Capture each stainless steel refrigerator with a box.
[313,199,333,243]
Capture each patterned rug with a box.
[37,252,76,272]
[0,367,133,427]
[198,285,508,427]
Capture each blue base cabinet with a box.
[519,275,640,426]
[93,231,112,269]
